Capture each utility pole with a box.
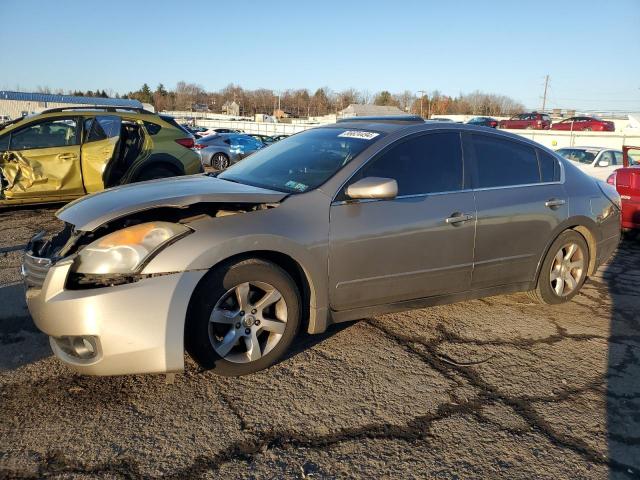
[417,90,426,118]
[541,75,549,113]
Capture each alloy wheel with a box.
[213,154,229,170]
[209,281,287,363]
[549,243,585,297]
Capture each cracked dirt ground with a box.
[0,207,639,479]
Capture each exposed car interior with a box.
[103,120,144,187]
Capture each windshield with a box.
[556,148,599,164]
[218,127,382,193]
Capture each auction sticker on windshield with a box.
[338,130,380,140]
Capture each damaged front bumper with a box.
[25,253,206,376]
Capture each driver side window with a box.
[9,118,78,150]
[350,132,464,197]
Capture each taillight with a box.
[606,172,616,186]
[193,143,206,149]
[490,121,497,128]
[175,137,195,149]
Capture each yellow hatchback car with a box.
[0,107,202,206]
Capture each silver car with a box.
[195,133,264,170]
[24,116,621,377]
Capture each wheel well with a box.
[188,250,312,330]
[571,225,597,275]
[535,225,598,284]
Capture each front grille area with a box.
[22,253,52,288]
[21,223,75,289]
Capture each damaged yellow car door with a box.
[0,117,84,201]
[80,115,122,193]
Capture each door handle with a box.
[57,153,77,160]
[545,198,566,208]
[445,212,474,225]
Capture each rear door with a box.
[0,117,84,199]
[80,115,122,193]
[329,131,476,311]
[465,133,567,289]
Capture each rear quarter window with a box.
[470,134,540,188]
[538,150,561,182]
[0,134,8,151]
[143,121,162,135]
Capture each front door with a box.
[80,115,122,193]
[329,131,476,311]
[464,133,568,288]
[0,117,83,199]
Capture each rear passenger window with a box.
[538,150,561,182]
[358,132,463,196]
[470,134,539,188]
[144,121,162,135]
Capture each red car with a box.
[607,146,640,231]
[551,116,615,132]
[498,112,551,130]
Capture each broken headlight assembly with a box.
[73,222,191,275]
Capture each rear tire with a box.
[186,258,301,376]
[528,230,589,304]
[212,153,230,170]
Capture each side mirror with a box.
[597,160,610,167]
[346,177,398,200]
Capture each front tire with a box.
[529,230,589,305]
[186,259,301,376]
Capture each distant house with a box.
[338,104,406,118]
[222,100,240,116]
[0,91,143,119]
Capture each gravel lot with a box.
[0,206,639,479]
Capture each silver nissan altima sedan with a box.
[23,116,621,377]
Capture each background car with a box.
[195,133,264,169]
[498,112,551,130]
[556,147,623,181]
[466,116,498,128]
[249,133,275,145]
[271,134,290,142]
[198,127,241,138]
[181,124,208,137]
[0,107,202,206]
[550,116,615,132]
[428,117,455,122]
[607,146,640,232]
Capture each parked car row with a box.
[496,112,615,131]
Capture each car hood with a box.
[57,174,287,231]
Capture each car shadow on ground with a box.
[281,321,356,362]
[605,232,640,477]
[0,282,51,371]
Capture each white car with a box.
[555,147,624,181]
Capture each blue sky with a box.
[1,0,638,111]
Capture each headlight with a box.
[74,222,190,274]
